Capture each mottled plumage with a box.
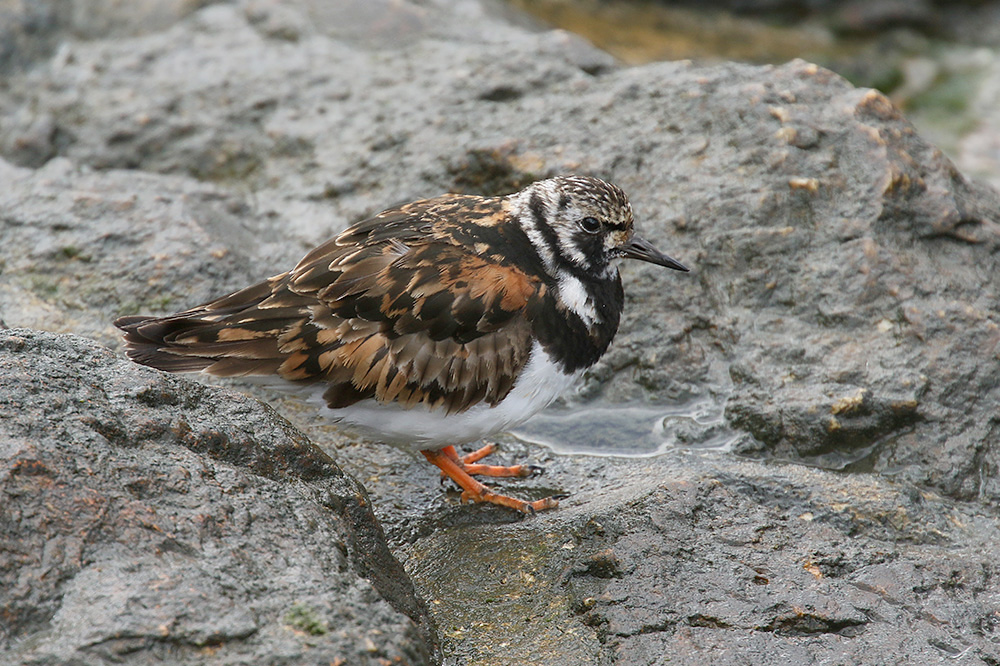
[117,176,688,513]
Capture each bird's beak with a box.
[622,235,689,272]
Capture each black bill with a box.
[622,235,689,272]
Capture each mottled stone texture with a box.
[2,0,1000,664]
[0,330,436,665]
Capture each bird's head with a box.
[512,175,688,280]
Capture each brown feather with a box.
[115,192,544,414]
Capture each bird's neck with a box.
[531,270,624,374]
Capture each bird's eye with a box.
[579,216,601,234]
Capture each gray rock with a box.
[405,452,1000,665]
[0,329,436,665]
[2,0,1000,663]
[0,158,266,342]
[0,0,213,75]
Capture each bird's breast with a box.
[311,340,581,451]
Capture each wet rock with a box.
[404,452,1000,664]
[0,329,436,665]
[554,462,1000,665]
[682,75,1000,503]
[2,0,1000,663]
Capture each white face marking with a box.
[558,234,589,267]
[291,341,582,451]
[508,186,559,273]
[511,177,635,278]
[557,271,598,326]
[520,210,557,273]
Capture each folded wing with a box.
[116,197,546,414]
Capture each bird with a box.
[115,176,688,514]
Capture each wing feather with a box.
[115,194,544,414]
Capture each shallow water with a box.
[509,396,740,458]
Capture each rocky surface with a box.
[0,329,437,664]
[2,0,1000,664]
[406,454,1000,665]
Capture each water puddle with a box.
[508,396,740,458]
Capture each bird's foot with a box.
[458,442,497,464]
[422,447,562,514]
[445,443,542,478]
[460,488,560,514]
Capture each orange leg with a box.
[422,448,560,514]
[459,442,497,464]
[439,444,542,479]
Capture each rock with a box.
[406,453,1000,665]
[0,0,207,75]
[2,0,1000,663]
[0,158,267,342]
[960,51,1000,192]
[0,329,437,665]
[637,0,1000,42]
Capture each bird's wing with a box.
[116,195,548,414]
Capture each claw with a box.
[441,443,544,479]
[528,465,545,478]
[422,448,562,515]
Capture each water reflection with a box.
[509,397,740,458]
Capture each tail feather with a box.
[113,278,298,376]
[116,312,296,374]
[114,274,308,376]
[115,314,219,373]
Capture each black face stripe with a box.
[529,190,620,282]
[573,233,607,273]
[498,222,551,278]
[529,191,563,263]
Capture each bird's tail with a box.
[114,278,293,377]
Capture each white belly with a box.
[310,341,581,451]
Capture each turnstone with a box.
[116,176,688,513]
